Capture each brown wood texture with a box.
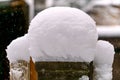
[35,62,93,80]
[30,57,38,80]
[113,53,120,80]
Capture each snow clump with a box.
[93,40,115,80]
[6,7,115,80]
[28,7,98,62]
[6,34,30,63]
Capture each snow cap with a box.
[94,40,115,65]
[93,40,115,80]
[6,34,30,63]
[28,7,98,62]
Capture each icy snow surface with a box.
[28,7,98,62]
[6,34,30,63]
[93,40,115,80]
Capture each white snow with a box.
[6,7,115,80]
[79,75,89,80]
[83,0,120,11]
[97,26,120,37]
[93,40,115,80]
[91,0,113,5]
[28,7,98,62]
[94,64,113,80]
[6,34,30,63]
[94,40,115,65]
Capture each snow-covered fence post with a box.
[7,35,30,80]
[93,40,115,80]
[28,7,98,80]
[6,7,115,80]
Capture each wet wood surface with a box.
[113,53,120,80]
[35,62,93,80]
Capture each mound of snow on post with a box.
[94,40,115,65]
[6,34,30,63]
[93,40,115,80]
[6,7,115,80]
[28,7,98,62]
